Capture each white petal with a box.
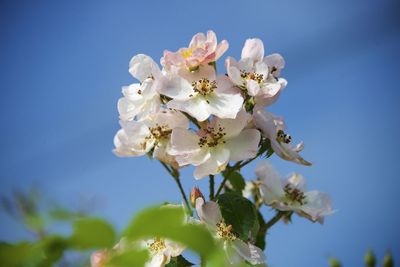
[167,97,210,122]
[255,161,285,203]
[300,191,334,223]
[194,147,230,179]
[214,109,252,139]
[246,79,260,96]
[164,240,185,257]
[195,198,222,227]
[225,129,260,161]
[158,76,193,101]
[206,92,243,119]
[232,239,266,265]
[175,148,211,167]
[169,128,201,155]
[241,38,264,62]
[177,65,216,83]
[145,252,167,267]
[287,173,306,191]
[129,54,160,82]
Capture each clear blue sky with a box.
[0,0,399,266]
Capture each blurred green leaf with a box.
[0,242,44,267]
[329,258,342,267]
[36,236,69,267]
[166,255,194,267]
[107,249,149,267]
[123,205,219,259]
[383,250,394,267]
[364,249,376,267]
[217,193,259,241]
[69,218,116,249]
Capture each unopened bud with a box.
[190,187,204,208]
[329,258,341,267]
[364,249,376,267]
[383,250,394,267]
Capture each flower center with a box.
[198,126,226,148]
[283,184,307,205]
[240,70,264,84]
[276,129,292,144]
[149,124,172,140]
[148,238,167,253]
[191,78,217,97]
[181,48,193,59]
[216,221,236,241]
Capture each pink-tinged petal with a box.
[300,191,334,223]
[195,198,223,227]
[215,75,241,94]
[215,109,252,138]
[169,128,201,155]
[246,79,261,96]
[232,239,266,265]
[255,161,286,203]
[271,140,312,166]
[129,54,160,82]
[146,252,168,267]
[194,147,230,179]
[227,66,244,86]
[241,38,264,62]
[151,109,189,130]
[161,50,185,69]
[206,92,243,119]
[189,32,207,48]
[157,76,193,101]
[225,129,260,161]
[206,30,218,51]
[167,97,210,122]
[214,39,229,60]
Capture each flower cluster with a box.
[109,30,334,266]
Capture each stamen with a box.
[240,70,264,84]
[198,126,226,148]
[148,238,166,253]
[216,221,236,241]
[192,78,217,96]
[276,129,292,144]
[283,184,307,205]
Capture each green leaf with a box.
[329,258,342,267]
[123,205,218,259]
[165,255,194,267]
[217,193,259,241]
[69,218,116,249]
[36,236,69,267]
[227,172,245,194]
[0,242,44,267]
[107,249,149,267]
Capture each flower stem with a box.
[215,157,258,198]
[159,161,192,215]
[263,211,291,231]
[209,175,215,200]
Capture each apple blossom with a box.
[90,250,108,267]
[161,30,228,71]
[168,109,260,179]
[225,38,287,108]
[255,161,333,223]
[143,238,186,267]
[157,65,243,122]
[118,54,162,121]
[113,109,189,168]
[195,198,265,265]
[253,109,312,166]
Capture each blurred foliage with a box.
[329,249,395,267]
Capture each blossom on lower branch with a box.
[143,238,185,267]
[169,109,260,179]
[255,161,334,223]
[195,198,266,265]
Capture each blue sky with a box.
[0,0,399,266]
